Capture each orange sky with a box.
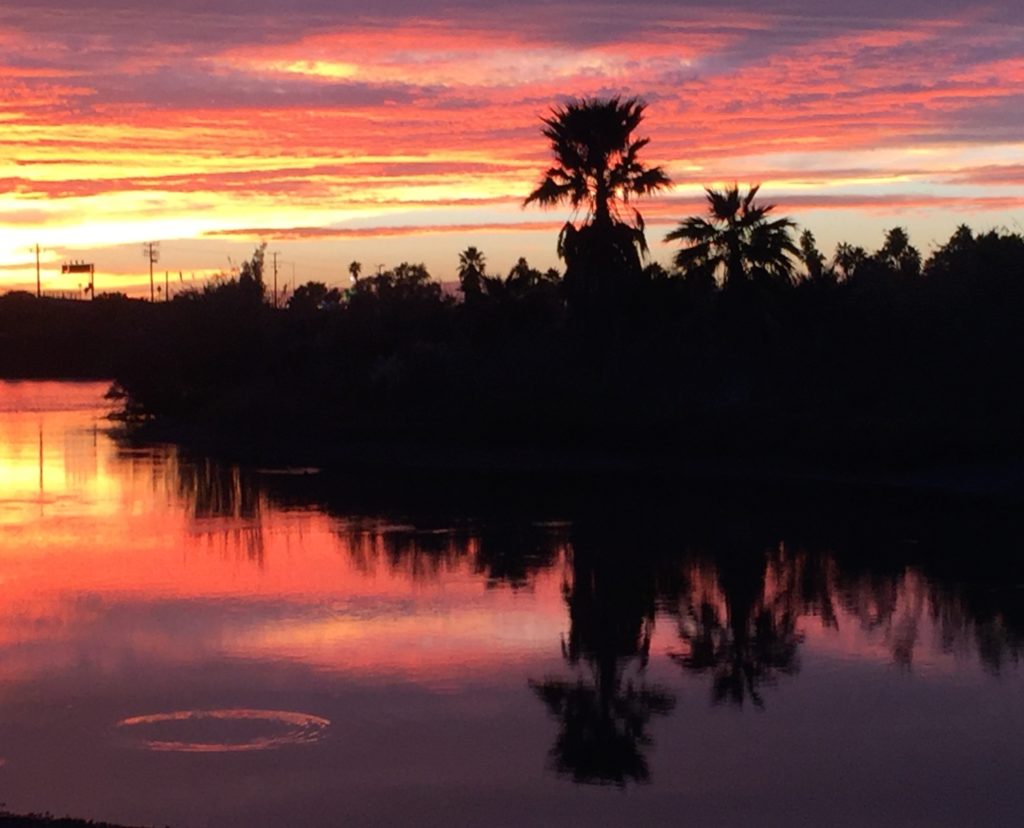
[1,1,1023,296]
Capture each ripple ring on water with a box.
[116,708,331,753]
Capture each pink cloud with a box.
[205,220,564,241]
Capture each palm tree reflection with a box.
[531,675,674,786]
[531,520,675,785]
[671,544,804,708]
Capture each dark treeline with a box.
[100,215,1024,471]
[3,96,1024,472]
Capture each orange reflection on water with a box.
[0,382,568,691]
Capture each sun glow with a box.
[272,59,360,79]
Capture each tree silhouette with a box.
[237,242,267,300]
[344,261,446,340]
[799,229,832,283]
[876,227,921,278]
[505,256,546,293]
[349,262,439,302]
[837,228,921,289]
[666,185,798,287]
[925,224,1024,291]
[457,246,487,301]
[525,96,671,314]
[348,260,362,284]
[287,281,341,313]
[833,241,868,280]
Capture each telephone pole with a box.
[35,244,41,297]
[142,242,160,301]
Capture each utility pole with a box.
[35,244,41,297]
[272,251,279,308]
[142,242,160,301]
[165,271,169,301]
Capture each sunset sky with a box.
[2,0,1023,297]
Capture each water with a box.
[0,380,1022,827]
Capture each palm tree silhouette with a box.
[666,185,798,288]
[505,256,544,292]
[457,246,487,300]
[525,96,670,228]
[799,229,832,283]
[525,97,671,313]
[833,241,867,280]
[877,227,921,277]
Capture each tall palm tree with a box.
[666,185,798,287]
[524,96,671,231]
[525,97,671,312]
[348,260,362,283]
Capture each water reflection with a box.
[176,457,266,562]
[167,450,1024,724]
[336,518,566,588]
[670,543,804,708]
[531,517,676,785]
[2,382,1024,825]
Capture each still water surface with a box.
[0,381,1022,827]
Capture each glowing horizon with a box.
[2,1,1023,297]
